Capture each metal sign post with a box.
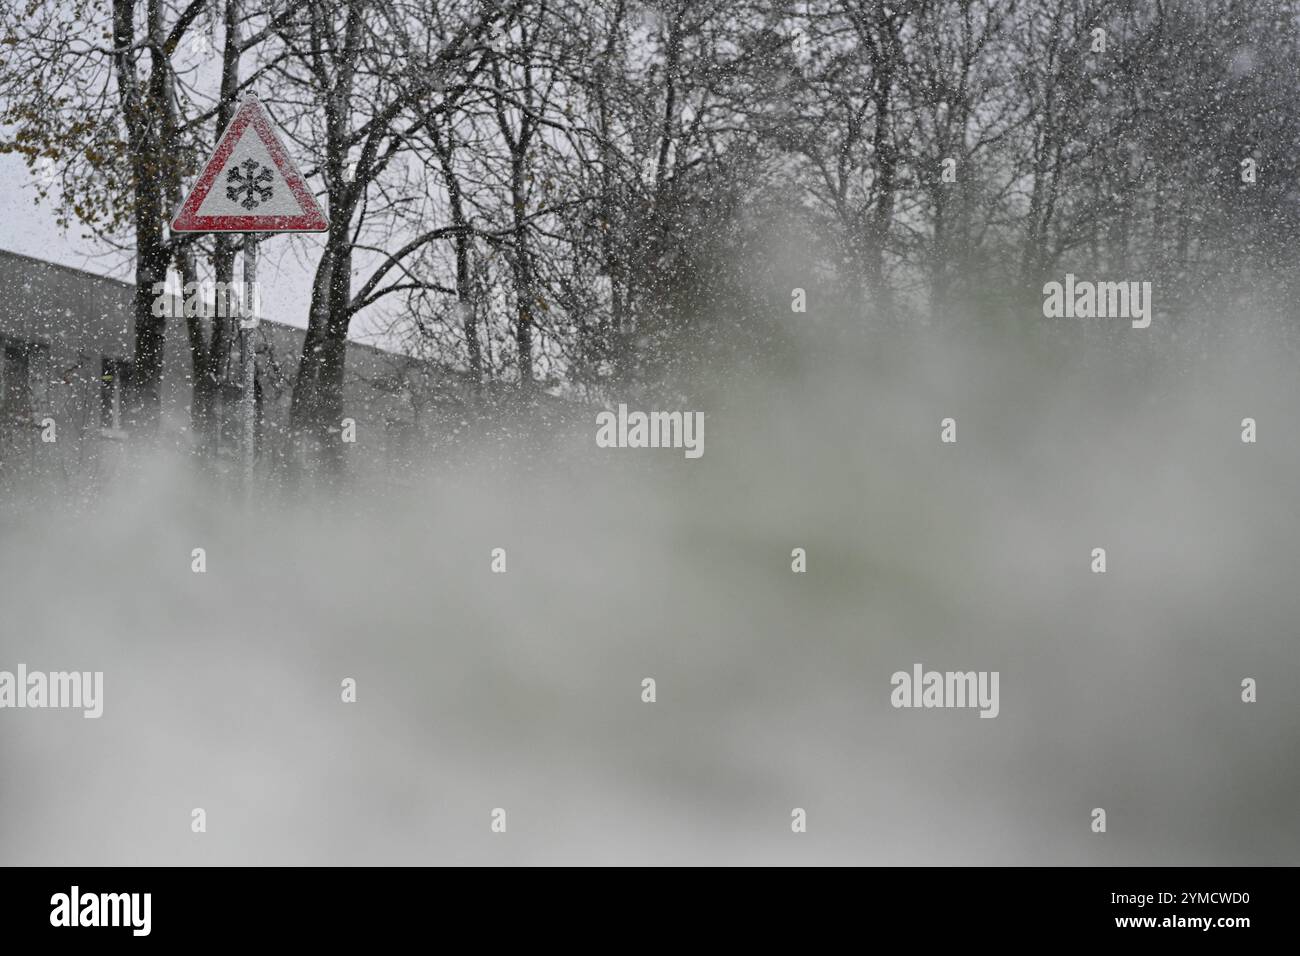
[240,234,259,489]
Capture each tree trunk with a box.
[113,0,168,433]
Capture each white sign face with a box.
[171,95,329,233]
[194,133,304,219]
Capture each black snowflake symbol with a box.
[226,159,274,209]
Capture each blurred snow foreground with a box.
[1,282,1299,865]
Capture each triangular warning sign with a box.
[171,95,329,233]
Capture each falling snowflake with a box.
[226,159,274,209]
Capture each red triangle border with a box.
[171,96,329,233]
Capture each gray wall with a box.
[0,249,459,483]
